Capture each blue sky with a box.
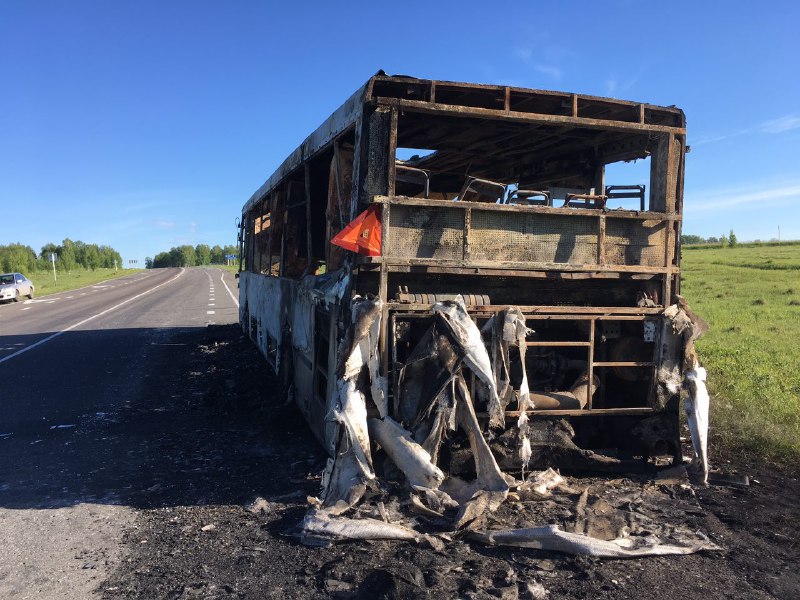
[2,1,799,264]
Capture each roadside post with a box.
[50,253,57,282]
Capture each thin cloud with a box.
[154,219,176,229]
[759,115,800,134]
[691,129,750,146]
[686,182,800,212]
[604,75,638,98]
[532,64,562,80]
[514,46,564,81]
[693,114,800,146]
[514,47,533,62]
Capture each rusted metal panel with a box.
[373,195,679,220]
[378,97,686,135]
[376,196,673,273]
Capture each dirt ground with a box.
[99,325,800,600]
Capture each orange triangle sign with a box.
[331,205,382,256]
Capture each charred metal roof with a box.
[244,72,686,213]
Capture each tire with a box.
[14,290,20,302]
[28,287,34,299]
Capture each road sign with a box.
[225,254,237,260]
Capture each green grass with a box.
[26,268,145,297]
[215,263,240,276]
[681,244,800,465]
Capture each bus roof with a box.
[244,72,685,213]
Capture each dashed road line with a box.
[0,269,185,365]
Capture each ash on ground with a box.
[99,325,800,600]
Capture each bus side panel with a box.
[239,271,296,374]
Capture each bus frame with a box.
[238,71,692,465]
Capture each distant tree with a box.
[222,244,238,263]
[97,245,122,269]
[0,243,37,273]
[40,243,59,260]
[83,245,101,270]
[681,234,705,245]
[152,251,172,268]
[144,257,153,269]
[729,229,738,247]
[37,243,59,271]
[195,244,212,265]
[150,244,233,267]
[58,238,78,271]
[178,245,196,267]
[720,233,728,247]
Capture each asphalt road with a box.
[0,266,241,599]
[0,267,239,433]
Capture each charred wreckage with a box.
[237,72,716,557]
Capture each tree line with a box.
[147,244,238,269]
[681,230,738,247]
[0,240,123,274]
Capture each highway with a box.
[0,267,241,599]
[0,267,239,432]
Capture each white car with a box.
[0,272,35,302]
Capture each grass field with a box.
[216,263,240,276]
[680,243,800,465]
[24,268,144,297]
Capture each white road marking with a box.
[21,307,31,311]
[66,296,74,299]
[208,303,215,306]
[219,271,239,308]
[24,297,61,304]
[207,310,215,314]
[0,268,186,365]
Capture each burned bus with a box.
[238,72,707,487]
